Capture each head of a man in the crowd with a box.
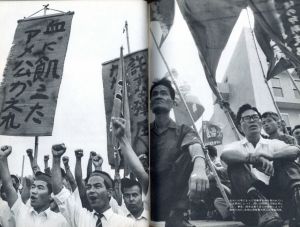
[30,172,52,213]
[85,171,113,213]
[150,78,175,115]
[292,125,300,143]
[11,175,20,192]
[121,178,144,218]
[261,111,280,136]
[236,104,262,137]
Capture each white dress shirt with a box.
[223,137,289,185]
[0,198,15,227]
[11,197,69,227]
[54,187,135,227]
[126,208,149,227]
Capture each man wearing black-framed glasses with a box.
[221,104,300,227]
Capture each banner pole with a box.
[125,21,131,54]
[33,136,39,168]
[246,8,285,124]
[150,28,232,209]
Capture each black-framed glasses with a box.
[241,114,260,123]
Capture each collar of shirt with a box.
[126,208,149,220]
[29,207,52,219]
[241,136,268,146]
[92,207,114,222]
[151,119,176,134]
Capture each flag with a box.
[249,0,300,67]
[150,0,175,47]
[177,0,246,80]
[102,49,148,168]
[202,121,223,146]
[109,47,131,170]
[254,19,293,80]
[0,12,74,136]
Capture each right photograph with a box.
[149,1,300,227]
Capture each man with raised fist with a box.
[0,145,69,227]
[51,144,135,227]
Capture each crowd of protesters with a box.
[0,116,149,227]
[1,77,300,227]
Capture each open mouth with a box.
[30,196,37,202]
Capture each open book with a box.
[0,1,300,227]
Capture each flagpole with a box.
[246,8,284,120]
[150,28,232,209]
[32,3,49,170]
[124,21,131,54]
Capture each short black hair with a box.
[86,171,114,189]
[35,171,52,195]
[236,104,261,124]
[150,77,175,100]
[292,125,300,134]
[261,111,279,121]
[206,145,217,158]
[121,178,142,194]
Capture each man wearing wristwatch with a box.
[221,104,300,227]
[150,78,209,227]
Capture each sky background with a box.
[0,0,253,177]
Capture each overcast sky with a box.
[0,0,252,177]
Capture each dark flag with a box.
[150,0,175,47]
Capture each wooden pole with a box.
[125,21,131,54]
[21,155,25,179]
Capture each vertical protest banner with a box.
[0,12,74,136]
[202,121,223,146]
[102,49,148,167]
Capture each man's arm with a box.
[62,156,77,192]
[255,144,300,161]
[188,143,209,200]
[220,149,249,165]
[0,146,18,208]
[112,117,149,194]
[26,148,40,176]
[87,151,96,179]
[74,149,87,197]
[51,144,66,195]
[221,149,274,176]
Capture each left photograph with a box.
[0,1,149,227]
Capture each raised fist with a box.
[26,149,33,157]
[74,149,83,159]
[92,154,103,168]
[89,151,96,159]
[112,117,126,139]
[52,144,66,157]
[62,156,69,166]
[44,155,49,162]
[0,145,12,159]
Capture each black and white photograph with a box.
[0,0,300,227]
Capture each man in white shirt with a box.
[121,178,149,227]
[51,144,135,227]
[0,145,70,227]
[221,104,300,227]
